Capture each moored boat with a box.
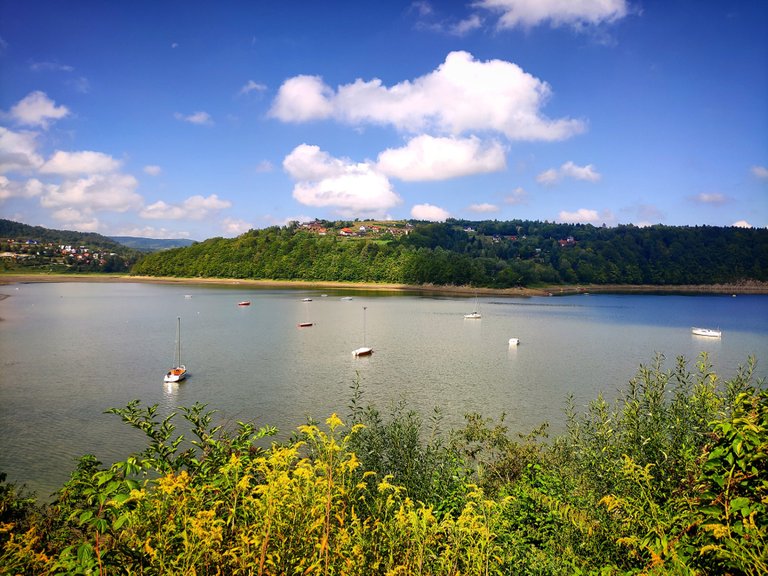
[164,317,187,383]
[238,301,251,306]
[691,327,721,338]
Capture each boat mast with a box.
[176,316,181,366]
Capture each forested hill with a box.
[130,219,768,288]
[1,218,127,252]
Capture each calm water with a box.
[1,282,766,499]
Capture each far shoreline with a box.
[1,273,767,297]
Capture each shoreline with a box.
[1,273,767,296]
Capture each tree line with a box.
[130,220,768,287]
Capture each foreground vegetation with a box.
[131,220,768,288]
[2,354,766,575]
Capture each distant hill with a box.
[0,218,127,251]
[110,236,196,252]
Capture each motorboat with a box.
[238,301,251,306]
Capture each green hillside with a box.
[0,219,141,273]
[130,219,768,287]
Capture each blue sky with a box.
[1,0,766,240]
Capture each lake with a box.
[1,281,766,499]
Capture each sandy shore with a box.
[2,273,767,296]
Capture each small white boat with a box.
[352,306,373,356]
[298,299,314,327]
[464,293,481,319]
[508,338,520,346]
[302,297,312,302]
[238,301,251,306]
[164,317,187,383]
[692,327,721,338]
[341,296,353,301]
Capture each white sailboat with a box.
[691,327,721,338]
[164,316,187,383]
[352,306,373,356]
[298,299,314,327]
[464,293,481,319]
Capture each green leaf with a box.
[730,497,751,513]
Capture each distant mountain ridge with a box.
[109,236,196,252]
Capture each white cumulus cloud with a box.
[537,161,601,184]
[377,135,506,181]
[0,127,44,173]
[140,194,231,220]
[143,165,162,176]
[476,0,629,30]
[732,220,752,228]
[8,91,70,128]
[283,144,402,218]
[0,176,48,201]
[411,203,450,221]
[270,75,334,122]
[271,51,584,141]
[40,173,142,213]
[40,150,121,175]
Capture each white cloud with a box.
[254,160,273,173]
[476,0,629,30]
[751,165,768,179]
[115,225,192,239]
[143,165,162,176]
[0,176,48,201]
[694,193,726,205]
[270,75,334,122]
[558,208,614,225]
[450,14,483,35]
[0,127,44,173]
[469,203,500,213]
[504,186,528,205]
[140,194,231,220]
[30,61,74,72]
[411,203,450,221]
[221,217,252,236]
[50,207,101,231]
[174,111,213,125]
[239,80,267,96]
[377,135,506,181]
[40,150,121,175]
[537,161,601,184]
[9,91,69,128]
[283,144,402,217]
[732,220,752,228]
[271,51,584,141]
[40,173,143,213]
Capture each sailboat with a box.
[298,299,314,327]
[164,316,187,383]
[464,293,481,319]
[352,306,373,356]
